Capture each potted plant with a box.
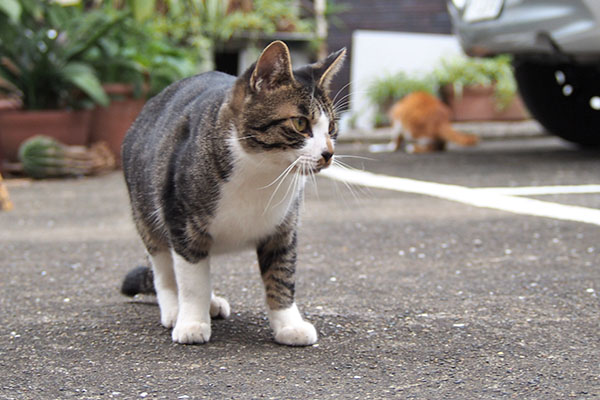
[366,72,438,126]
[145,0,314,72]
[434,55,528,121]
[84,10,198,166]
[88,23,199,165]
[0,1,121,163]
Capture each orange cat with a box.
[388,91,478,153]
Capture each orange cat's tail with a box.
[439,123,479,146]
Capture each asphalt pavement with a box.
[1,135,599,399]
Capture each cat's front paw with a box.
[210,295,231,319]
[268,303,318,346]
[172,321,211,344]
[274,321,317,346]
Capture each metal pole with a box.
[314,0,328,58]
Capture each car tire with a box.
[513,60,600,146]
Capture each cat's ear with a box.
[313,48,347,92]
[250,41,295,92]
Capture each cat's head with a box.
[230,41,346,174]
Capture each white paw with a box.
[160,306,178,328]
[157,293,179,328]
[171,321,211,344]
[210,295,231,319]
[274,320,318,346]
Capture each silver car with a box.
[448,0,600,146]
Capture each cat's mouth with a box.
[287,153,333,176]
[295,159,332,175]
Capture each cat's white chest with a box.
[208,152,303,254]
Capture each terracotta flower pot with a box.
[0,109,92,163]
[442,84,529,122]
[89,83,146,167]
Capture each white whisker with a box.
[294,168,304,212]
[300,175,306,212]
[334,154,377,162]
[285,164,304,213]
[237,135,253,140]
[332,89,369,109]
[333,98,352,108]
[259,157,301,190]
[332,89,370,116]
[332,158,362,171]
[332,102,353,115]
[329,160,372,201]
[309,165,319,200]
[332,81,354,105]
[333,106,351,116]
[262,158,302,214]
[273,160,303,209]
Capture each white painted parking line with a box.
[474,185,600,196]
[321,166,600,226]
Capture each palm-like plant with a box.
[85,14,199,97]
[0,1,126,110]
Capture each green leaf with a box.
[165,0,183,17]
[0,0,22,23]
[61,62,109,106]
[64,11,129,62]
[130,0,156,22]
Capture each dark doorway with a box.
[214,51,239,75]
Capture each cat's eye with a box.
[329,121,337,136]
[291,117,310,133]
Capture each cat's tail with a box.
[120,265,156,296]
[439,123,479,146]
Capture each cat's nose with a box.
[321,151,333,163]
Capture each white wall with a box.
[347,30,464,130]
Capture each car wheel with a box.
[513,60,600,146]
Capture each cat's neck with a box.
[206,128,305,254]
[227,127,305,191]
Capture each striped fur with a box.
[121,41,346,346]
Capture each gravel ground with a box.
[1,136,598,399]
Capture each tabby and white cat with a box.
[121,41,346,346]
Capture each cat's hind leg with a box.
[257,221,317,346]
[406,137,446,153]
[150,251,229,328]
[392,120,406,151]
[210,292,231,319]
[131,208,180,328]
[171,252,212,344]
[149,250,178,328]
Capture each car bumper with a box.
[448,0,600,62]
